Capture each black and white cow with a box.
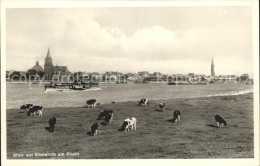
[138,98,149,106]
[86,99,97,108]
[97,109,113,120]
[158,103,166,111]
[215,115,227,128]
[27,105,43,116]
[49,117,56,132]
[120,117,137,131]
[173,110,181,123]
[91,123,99,136]
[104,113,113,125]
[20,104,33,113]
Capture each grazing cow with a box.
[97,109,113,120]
[49,117,56,132]
[173,110,181,123]
[158,103,166,111]
[27,105,43,116]
[138,98,149,106]
[120,117,137,131]
[104,113,113,125]
[91,123,99,136]
[20,104,33,113]
[86,99,97,108]
[215,115,227,128]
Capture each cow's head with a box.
[121,121,129,130]
[224,121,227,126]
[174,110,180,117]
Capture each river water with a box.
[6,82,253,109]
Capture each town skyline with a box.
[6,49,253,76]
[6,7,253,75]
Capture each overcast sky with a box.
[6,7,253,75]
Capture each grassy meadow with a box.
[6,93,254,159]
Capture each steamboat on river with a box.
[45,81,99,92]
[168,81,208,85]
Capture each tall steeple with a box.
[47,48,51,57]
[211,58,215,76]
[44,48,54,80]
[45,48,53,66]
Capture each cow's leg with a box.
[95,130,98,135]
[134,123,136,130]
[178,116,181,122]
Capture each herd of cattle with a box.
[19,98,227,135]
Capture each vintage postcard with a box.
[1,0,259,166]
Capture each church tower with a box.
[211,58,215,76]
[44,48,54,80]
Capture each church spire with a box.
[45,48,53,66]
[211,58,215,76]
[47,47,51,58]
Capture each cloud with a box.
[120,26,182,61]
[6,8,253,75]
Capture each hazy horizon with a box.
[6,7,254,75]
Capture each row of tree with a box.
[8,69,45,80]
